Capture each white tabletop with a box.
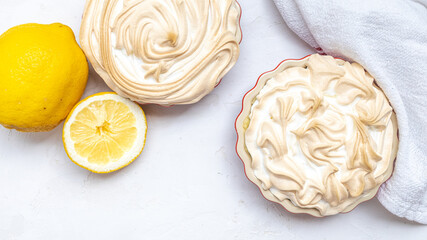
[0,0,425,239]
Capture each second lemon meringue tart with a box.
[236,54,399,217]
[80,0,242,105]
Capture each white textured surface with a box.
[0,0,425,239]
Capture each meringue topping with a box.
[80,0,242,105]
[244,54,398,216]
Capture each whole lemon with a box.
[0,23,88,132]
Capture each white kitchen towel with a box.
[273,0,427,224]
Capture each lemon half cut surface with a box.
[63,92,147,173]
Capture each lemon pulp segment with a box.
[69,100,137,165]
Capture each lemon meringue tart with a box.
[235,54,398,217]
[80,0,242,105]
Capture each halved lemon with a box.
[63,92,147,173]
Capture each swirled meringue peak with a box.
[236,54,398,216]
[80,0,242,105]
